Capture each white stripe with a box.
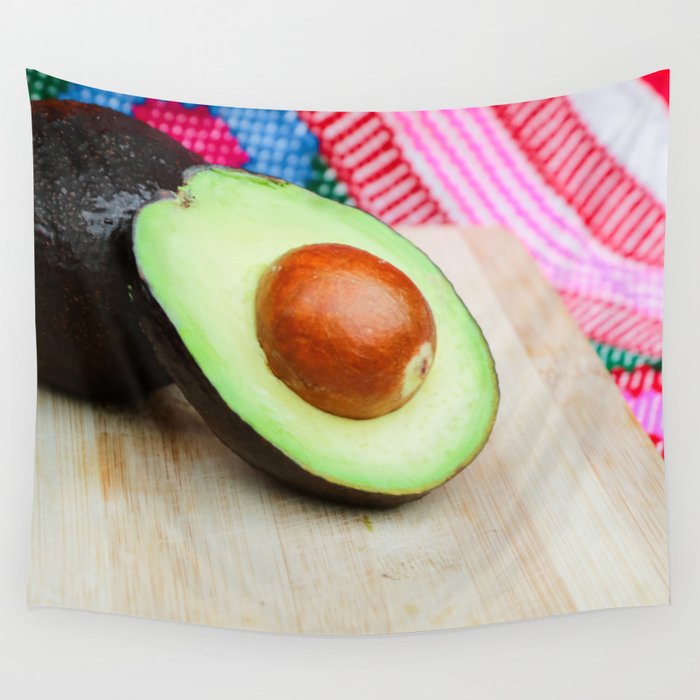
[531,103,568,150]
[636,395,650,426]
[508,101,540,128]
[644,224,666,261]
[594,308,637,338]
[573,299,608,328]
[649,394,662,434]
[334,117,380,158]
[617,372,630,391]
[644,369,655,392]
[361,160,406,199]
[382,113,468,222]
[568,79,669,204]
[600,190,643,241]
[344,130,391,171]
[583,172,622,220]
[634,216,665,258]
[341,127,389,168]
[306,111,334,124]
[632,325,661,354]
[538,112,575,161]
[622,320,656,349]
[350,148,397,186]
[566,149,602,198]
[408,200,438,223]
[371,175,415,212]
[383,190,426,222]
[573,157,610,208]
[543,126,582,173]
[323,113,361,141]
[608,198,650,248]
[615,321,658,353]
[629,369,642,392]
[555,137,590,185]
[521,100,560,141]
[590,181,631,230]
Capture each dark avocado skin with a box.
[32,100,204,400]
[130,167,500,508]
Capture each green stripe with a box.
[305,155,353,205]
[26,69,69,101]
[591,340,662,372]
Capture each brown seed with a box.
[255,243,437,419]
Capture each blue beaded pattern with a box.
[209,106,319,186]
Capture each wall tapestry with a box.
[27,69,669,634]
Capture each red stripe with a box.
[491,97,665,266]
[377,181,421,218]
[641,70,670,105]
[364,166,412,202]
[299,111,448,225]
[316,112,343,128]
[560,292,663,356]
[648,433,664,457]
[611,365,663,397]
[606,195,649,248]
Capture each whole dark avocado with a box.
[32,100,204,400]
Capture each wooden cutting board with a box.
[28,226,669,634]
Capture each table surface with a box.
[28,225,668,634]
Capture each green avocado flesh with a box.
[133,168,498,496]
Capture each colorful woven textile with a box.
[27,70,667,454]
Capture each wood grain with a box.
[28,226,669,634]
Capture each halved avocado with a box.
[131,166,499,506]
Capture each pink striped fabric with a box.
[383,107,663,353]
[622,390,664,438]
[562,293,662,357]
[612,365,662,395]
[492,97,665,266]
[298,111,448,225]
[298,77,666,447]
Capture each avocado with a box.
[131,166,499,506]
[32,100,204,400]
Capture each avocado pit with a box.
[255,243,437,419]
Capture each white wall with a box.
[1,1,698,698]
